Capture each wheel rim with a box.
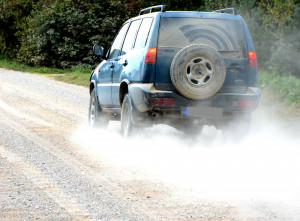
[89,96,96,127]
[185,57,214,87]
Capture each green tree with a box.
[0,0,38,57]
[259,0,294,33]
[204,0,236,10]
[18,0,130,68]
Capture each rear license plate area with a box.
[182,107,223,118]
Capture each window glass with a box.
[121,20,141,54]
[158,18,247,59]
[108,23,129,59]
[134,18,153,49]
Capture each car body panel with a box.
[129,83,260,109]
[95,61,113,107]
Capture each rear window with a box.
[158,17,247,59]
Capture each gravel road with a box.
[1,68,300,220]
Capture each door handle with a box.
[122,60,128,66]
[110,63,114,69]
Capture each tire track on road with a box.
[0,145,91,220]
[0,104,148,220]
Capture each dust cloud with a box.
[71,117,300,216]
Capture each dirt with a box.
[0,68,299,220]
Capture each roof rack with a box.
[213,8,238,15]
[139,5,166,15]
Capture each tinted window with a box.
[134,18,153,49]
[121,20,141,54]
[158,18,247,59]
[108,23,129,59]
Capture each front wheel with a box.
[88,89,109,128]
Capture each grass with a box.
[254,71,300,132]
[51,65,91,87]
[0,55,91,87]
[259,70,300,106]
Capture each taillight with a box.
[151,98,175,106]
[145,47,157,64]
[248,51,257,67]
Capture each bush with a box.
[18,0,130,68]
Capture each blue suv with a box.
[89,5,261,138]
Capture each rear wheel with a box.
[88,89,109,128]
[121,94,136,137]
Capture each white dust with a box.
[71,119,300,212]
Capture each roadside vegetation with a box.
[260,71,300,106]
[0,55,91,87]
[0,0,299,106]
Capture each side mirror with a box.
[93,45,105,57]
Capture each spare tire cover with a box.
[170,44,226,100]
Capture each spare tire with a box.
[170,44,226,100]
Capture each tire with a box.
[170,44,226,100]
[121,94,136,137]
[88,89,109,128]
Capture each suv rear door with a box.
[156,15,249,93]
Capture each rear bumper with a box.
[129,83,261,119]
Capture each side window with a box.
[134,18,153,49]
[108,23,129,59]
[121,20,141,55]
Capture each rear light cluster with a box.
[145,47,157,64]
[248,51,257,67]
[232,100,254,108]
[151,98,175,106]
